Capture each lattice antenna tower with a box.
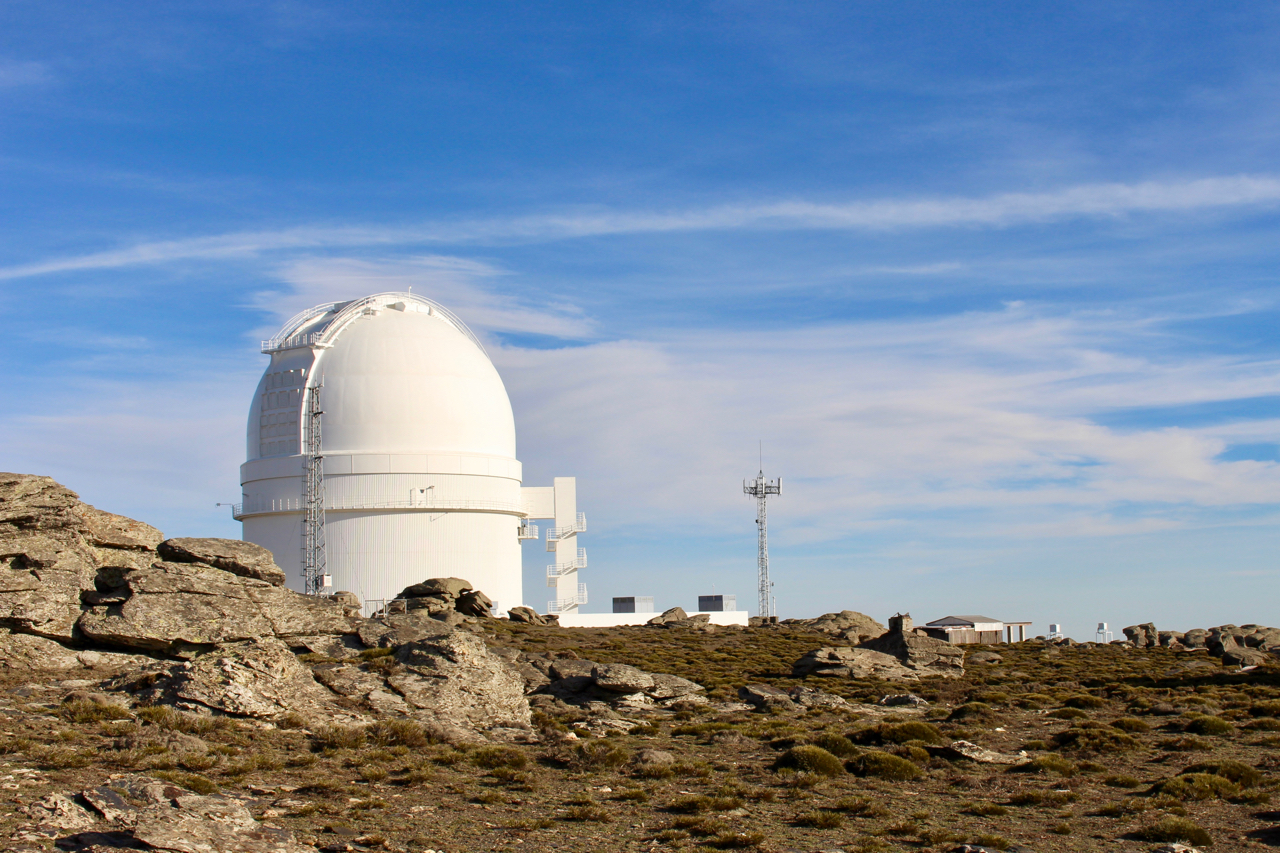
[302,376,328,595]
[743,444,780,619]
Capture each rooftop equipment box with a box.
[613,596,654,614]
[698,594,735,612]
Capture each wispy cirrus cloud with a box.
[0,59,53,88]
[3,174,1280,281]
[255,256,594,339]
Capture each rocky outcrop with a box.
[517,651,705,710]
[157,537,287,586]
[792,646,915,679]
[791,610,886,641]
[737,683,847,712]
[0,473,162,641]
[1123,622,1159,648]
[1123,620,1280,667]
[507,605,559,626]
[391,576,493,618]
[77,561,355,655]
[12,774,308,852]
[387,632,530,739]
[116,636,348,721]
[0,630,144,672]
[650,604,711,625]
[860,614,965,677]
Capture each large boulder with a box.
[792,646,916,679]
[802,610,886,641]
[156,537,286,586]
[507,605,557,626]
[12,775,309,852]
[387,632,531,739]
[0,473,162,641]
[647,606,689,626]
[0,629,147,672]
[861,623,965,678]
[1123,622,1158,648]
[118,637,347,721]
[77,561,354,654]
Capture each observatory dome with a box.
[237,292,586,619]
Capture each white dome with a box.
[247,293,515,461]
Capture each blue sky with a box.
[3,2,1280,637]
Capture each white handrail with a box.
[546,512,588,541]
[546,548,587,578]
[233,496,526,519]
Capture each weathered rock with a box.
[647,606,688,626]
[801,610,886,640]
[792,646,916,680]
[968,650,1003,665]
[932,739,1030,765]
[0,474,162,641]
[1182,628,1208,649]
[398,576,472,601]
[157,538,287,587]
[632,748,676,769]
[77,561,354,654]
[592,663,655,693]
[1223,646,1271,668]
[388,631,531,737]
[787,685,847,708]
[120,637,345,721]
[1123,622,1158,648]
[324,590,362,617]
[738,683,798,712]
[356,611,453,649]
[861,625,966,678]
[880,693,929,707]
[647,672,705,699]
[507,606,553,625]
[455,589,493,617]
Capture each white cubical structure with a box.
[235,292,583,615]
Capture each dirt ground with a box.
[2,622,1278,852]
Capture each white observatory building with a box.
[234,292,586,616]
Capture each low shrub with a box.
[1064,694,1106,709]
[775,745,845,777]
[968,834,1010,850]
[1024,754,1077,776]
[710,831,766,849]
[947,702,999,724]
[312,724,366,751]
[471,745,527,770]
[1183,759,1263,787]
[1050,725,1139,754]
[572,741,629,770]
[367,719,431,748]
[1049,708,1088,720]
[1158,736,1212,752]
[811,733,859,757]
[1103,774,1142,788]
[1109,717,1150,733]
[1132,815,1212,846]
[964,801,1008,816]
[852,720,947,746]
[1184,715,1233,736]
[1155,772,1239,801]
[832,796,890,817]
[60,698,132,723]
[1244,718,1280,731]
[847,750,921,781]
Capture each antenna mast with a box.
[302,378,328,595]
[743,450,781,619]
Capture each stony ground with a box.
[2,622,1279,853]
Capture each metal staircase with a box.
[548,583,589,614]
[546,548,587,584]
[545,512,587,550]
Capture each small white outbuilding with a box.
[235,292,584,615]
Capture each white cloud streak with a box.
[2,174,1280,281]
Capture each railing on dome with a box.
[259,293,488,357]
[548,584,588,614]
[231,496,526,520]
